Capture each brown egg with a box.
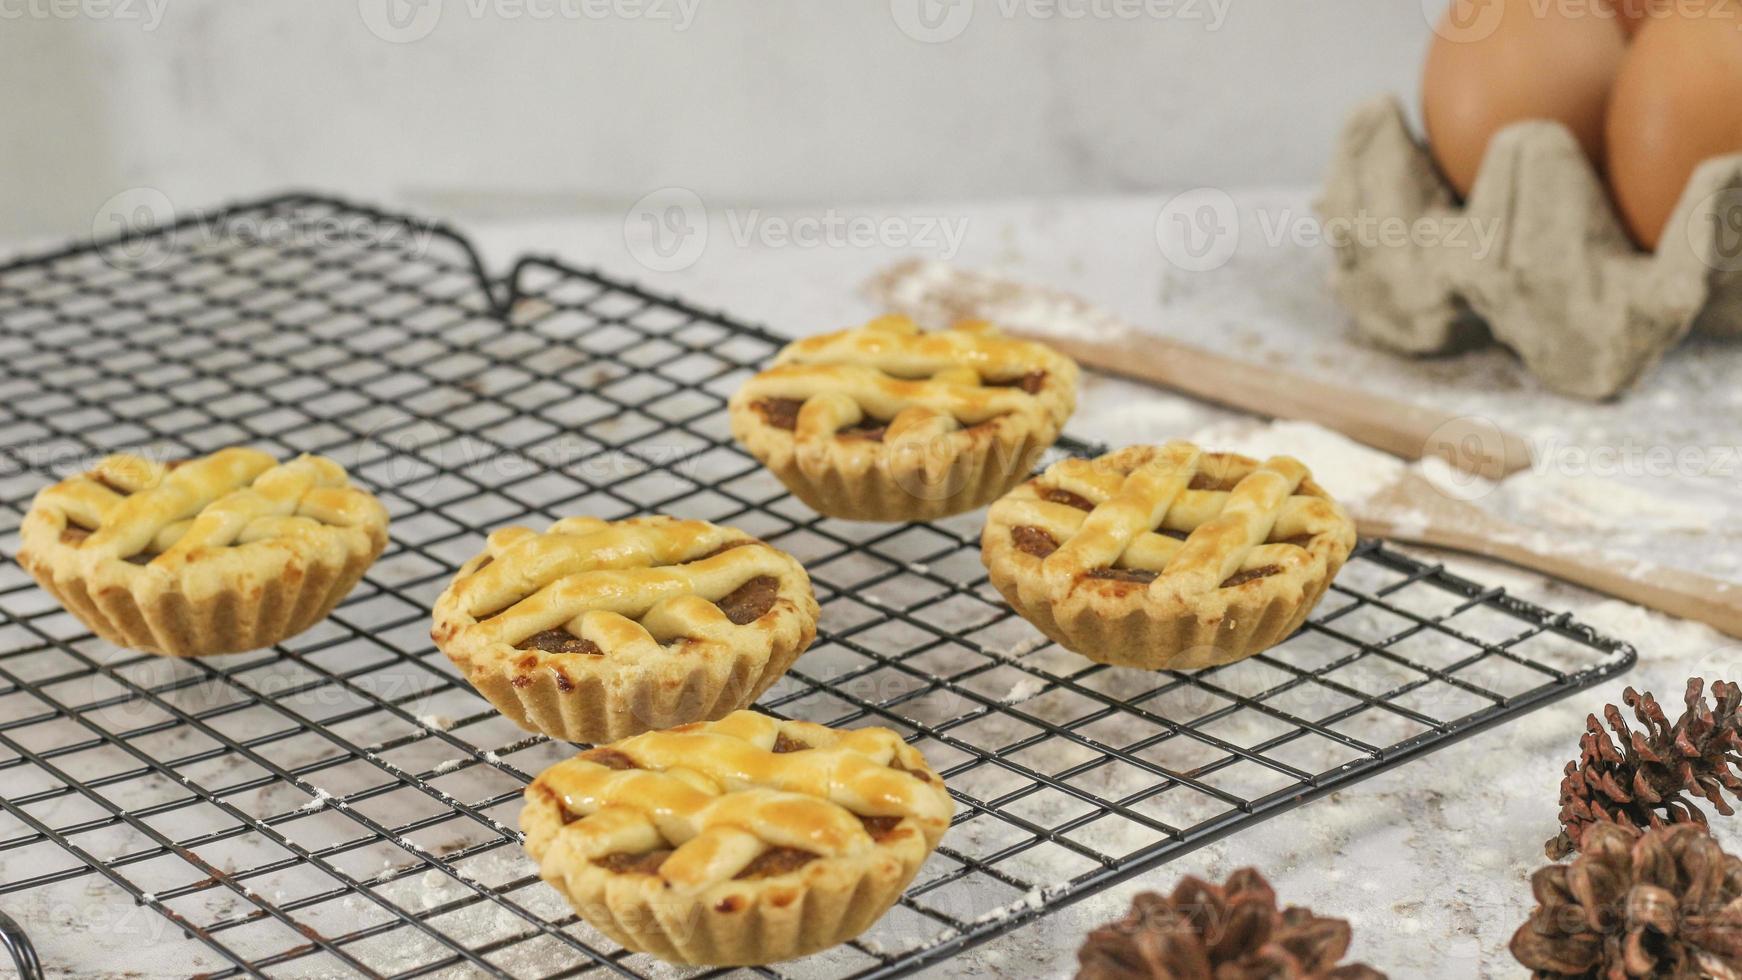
[1604,0,1662,35]
[1606,1,1742,249]
[1422,0,1628,197]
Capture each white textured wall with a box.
[2,0,1429,238]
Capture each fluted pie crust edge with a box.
[521,711,952,965]
[17,449,389,657]
[727,315,1078,522]
[981,443,1357,670]
[431,516,819,744]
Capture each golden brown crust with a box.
[15,449,389,657]
[727,315,1078,522]
[981,442,1357,670]
[430,516,820,743]
[521,711,952,965]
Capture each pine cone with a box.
[1075,868,1386,979]
[1512,822,1742,978]
[1547,679,1742,860]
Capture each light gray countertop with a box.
[475,191,1742,977]
[3,190,1738,978]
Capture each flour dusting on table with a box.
[1502,470,1721,532]
[1578,597,1728,655]
[869,259,1128,340]
[1190,419,1404,506]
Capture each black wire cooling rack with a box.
[0,192,1636,979]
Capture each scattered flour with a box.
[432,758,465,775]
[1377,508,1431,538]
[1001,676,1048,705]
[917,926,963,951]
[1578,598,1728,656]
[1502,470,1721,532]
[1190,419,1404,507]
[858,937,890,958]
[873,259,1129,342]
[296,788,334,813]
[970,885,1057,925]
[1416,453,1496,502]
[417,714,456,732]
[1080,392,1203,441]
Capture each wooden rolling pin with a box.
[865,259,1534,481]
[1362,470,1742,640]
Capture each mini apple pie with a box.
[431,516,819,743]
[982,442,1357,670]
[521,710,953,965]
[728,314,1077,522]
[17,448,389,657]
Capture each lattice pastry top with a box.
[431,516,819,741]
[982,443,1357,669]
[17,447,390,656]
[22,448,388,592]
[734,313,1074,442]
[522,710,952,898]
[728,314,1077,520]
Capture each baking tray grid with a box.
[0,193,1635,979]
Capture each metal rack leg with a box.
[0,909,43,980]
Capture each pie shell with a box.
[430,518,820,744]
[727,317,1078,522]
[985,556,1341,670]
[981,446,1357,670]
[439,553,813,744]
[520,713,952,966]
[523,791,925,964]
[732,413,1067,524]
[16,451,389,658]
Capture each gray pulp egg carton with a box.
[1316,95,1742,400]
